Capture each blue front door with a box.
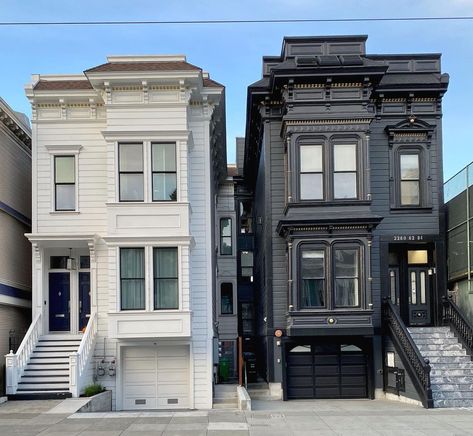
[79,272,91,331]
[49,272,70,331]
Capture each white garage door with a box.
[123,345,190,410]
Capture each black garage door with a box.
[286,343,368,399]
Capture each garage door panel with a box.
[286,343,368,400]
[123,345,190,410]
[287,366,312,377]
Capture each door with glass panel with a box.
[408,267,431,326]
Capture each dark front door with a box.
[49,272,70,331]
[408,267,431,326]
[79,272,91,331]
[286,343,368,399]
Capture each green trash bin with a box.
[219,357,230,382]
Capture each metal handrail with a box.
[442,295,473,353]
[382,298,433,408]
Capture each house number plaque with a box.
[392,235,424,241]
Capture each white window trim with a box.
[117,245,183,312]
[115,140,181,203]
[45,144,82,213]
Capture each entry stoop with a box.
[213,384,238,409]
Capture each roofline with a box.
[367,53,442,59]
[0,97,31,136]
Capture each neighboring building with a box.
[6,55,226,409]
[445,163,473,319]
[0,98,32,394]
[244,35,455,406]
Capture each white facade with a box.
[19,55,226,409]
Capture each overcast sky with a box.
[0,0,472,179]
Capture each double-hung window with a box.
[333,144,357,199]
[399,152,420,206]
[297,139,360,201]
[153,247,178,309]
[119,143,144,201]
[54,156,75,211]
[220,283,234,315]
[298,243,362,310]
[120,248,145,310]
[152,143,177,201]
[299,145,323,200]
[220,218,232,255]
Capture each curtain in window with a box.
[154,248,178,309]
[120,248,145,310]
[301,279,325,307]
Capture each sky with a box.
[0,0,472,180]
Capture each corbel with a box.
[104,81,112,104]
[325,77,332,111]
[142,80,149,104]
[59,99,67,119]
[89,98,97,119]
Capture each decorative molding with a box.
[45,144,83,154]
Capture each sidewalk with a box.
[1,398,473,435]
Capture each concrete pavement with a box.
[1,398,473,435]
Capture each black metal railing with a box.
[382,298,433,408]
[442,295,473,353]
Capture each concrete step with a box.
[433,390,473,400]
[29,351,75,358]
[434,399,473,408]
[425,356,472,364]
[409,327,452,333]
[213,397,238,405]
[431,376,473,384]
[41,334,82,341]
[29,357,70,364]
[417,344,465,352]
[419,350,467,357]
[212,402,238,409]
[413,338,460,346]
[20,375,69,383]
[18,382,69,390]
[25,363,69,370]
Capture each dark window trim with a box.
[220,217,233,256]
[153,247,179,310]
[293,134,363,203]
[299,143,324,201]
[118,142,144,202]
[220,282,234,315]
[54,155,75,211]
[151,142,177,202]
[398,148,421,207]
[332,141,359,200]
[119,247,145,311]
[296,240,365,311]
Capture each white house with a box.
[5,55,226,410]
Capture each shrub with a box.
[84,383,104,397]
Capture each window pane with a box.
[152,143,176,172]
[221,218,232,237]
[301,279,325,307]
[154,278,178,309]
[56,184,75,210]
[120,248,145,310]
[410,271,417,304]
[420,271,426,305]
[55,156,75,183]
[400,181,420,205]
[334,144,356,171]
[334,249,358,277]
[241,251,253,268]
[80,256,90,269]
[154,248,178,277]
[334,173,357,199]
[408,250,428,265]
[301,250,324,278]
[221,283,233,314]
[300,173,323,200]
[119,143,143,172]
[153,173,177,201]
[50,256,68,269]
[400,154,419,179]
[221,237,232,255]
[335,278,359,307]
[120,173,144,201]
[300,145,322,172]
[154,248,178,310]
[120,248,145,279]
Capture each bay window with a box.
[119,143,144,201]
[154,247,178,309]
[120,248,145,310]
[298,242,363,310]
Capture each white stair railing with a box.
[5,312,42,395]
[69,312,97,398]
